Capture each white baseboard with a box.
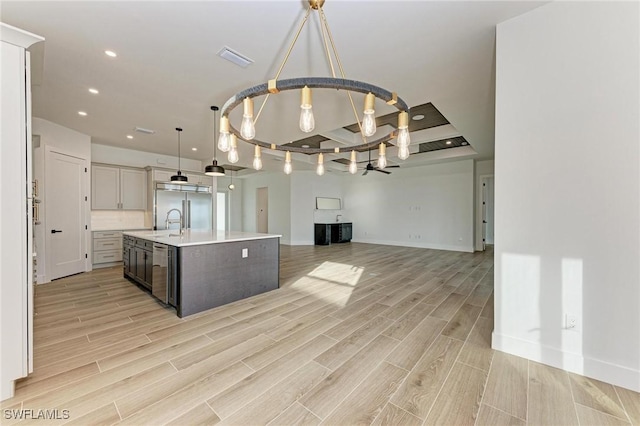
[288,240,314,246]
[492,332,640,392]
[351,238,474,253]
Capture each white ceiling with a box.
[1,1,545,173]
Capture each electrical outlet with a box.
[242,248,248,258]
[566,314,578,329]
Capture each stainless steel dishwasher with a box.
[152,243,178,306]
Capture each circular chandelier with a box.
[219,0,412,175]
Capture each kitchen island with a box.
[122,230,280,317]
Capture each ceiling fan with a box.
[362,148,400,175]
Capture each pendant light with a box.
[361,93,376,137]
[377,143,387,169]
[228,170,235,190]
[349,150,358,174]
[170,128,188,183]
[205,106,226,177]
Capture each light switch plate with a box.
[242,248,248,258]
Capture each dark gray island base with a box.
[179,237,279,317]
[123,230,280,318]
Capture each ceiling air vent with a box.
[217,46,254,68]
[134,127,156,135]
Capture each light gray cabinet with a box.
[185,173,212,186]
[92,231,123,267]
[148,168,211,186]
[92,164,146,210]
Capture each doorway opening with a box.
[216,191,227,231]
[256,187,268,233]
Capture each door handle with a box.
[51,230,62,233]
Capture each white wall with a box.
[291,171,344,245]
[216,176,243,232]
[494,1,639,391]
[33,118,92,283]
[343,159,475,252]
[242,172,291,244]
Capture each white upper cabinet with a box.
[185,173,212,186]
[152,169,173,183]
[149,168,212,187]
[92,164,146,210]
[120,168,146,209]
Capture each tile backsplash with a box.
[91,210,147,231]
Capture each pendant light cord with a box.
[213,107,218,161]
[176,127,183,174]
[211,105,220,162]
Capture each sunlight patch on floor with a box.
[289,261,365,308]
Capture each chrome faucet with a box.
[165,208,183,234]
[336,214,343,222]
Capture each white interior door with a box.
[256,187,268,233]
[46,150,86,280]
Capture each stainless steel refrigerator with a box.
[153,182,213,230]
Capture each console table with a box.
[314,223,352,245]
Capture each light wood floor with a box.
[2,243,638,425]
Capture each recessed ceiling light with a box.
[446,140,452,145]
[461,141,468,145]
[78,111,87,116]
[104,50,117,58]
[301,144,310,148]
[126,135,133,139]
[191,147,197,151]
[412,114,425,121]
[88,88,99,94]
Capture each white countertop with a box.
[122,229,281,247]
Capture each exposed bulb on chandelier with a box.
[377,143,387,169]
[397,128,410,147]
[218,116,231,152]
[316,153,325,176]
[284,151,293,175]
[228,134,239,164]
[299,86,315,133]
[253,145,263,170]
[361,93,376,137]
[240,97,255,140]
[398,144,410,160]
[397,112,410,147]
[349,150,358,174]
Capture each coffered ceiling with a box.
[1,1,545,173]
